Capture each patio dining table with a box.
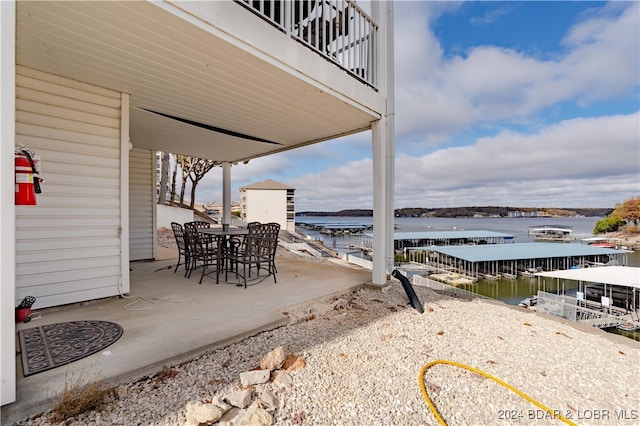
[198,227,249,279]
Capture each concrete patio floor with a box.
[3,250,372,424]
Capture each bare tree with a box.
[188,159,220,209]
[176,155,193,207]
[612,195,640,227]
[157,152,170,205]
[169,154,179,206]
[167,155,219,209]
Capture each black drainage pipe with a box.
[391,269,424,314]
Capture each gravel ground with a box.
[16,281,639,426]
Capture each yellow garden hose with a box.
[420,360,576,425]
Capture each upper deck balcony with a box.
[239,0,378,88]
[15,0,387,163]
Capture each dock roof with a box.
[299,221,371,230]
[536,266,640,289]
[407,242,630,262]
[321,224,368,230]
[387,230,515,240]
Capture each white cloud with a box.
[396,113,640,208]
[290,113,639,211]
[560,2,640,103]
[394,1,640,143]
[291,158,374,211]
[469,5,513,26]
[394,3,445,85]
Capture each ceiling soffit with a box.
[16,1,381,162]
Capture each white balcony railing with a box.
[239,0,378,88]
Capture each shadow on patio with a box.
[5,250,373,424]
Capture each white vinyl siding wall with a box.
[15,66,124,309]
[129,148,155,261]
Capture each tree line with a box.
[299,206,614,218]
[397,206,614,218]
[593,196,640,234]
[156,152,219,209]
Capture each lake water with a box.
[296,215,640,341]
[297,215,639,264]
[394,216,600,241]
[298,215,602,248]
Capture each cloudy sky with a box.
[197,0,639,211]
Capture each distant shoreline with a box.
[298,206,612,218]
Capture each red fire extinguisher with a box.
[15,149,42,205]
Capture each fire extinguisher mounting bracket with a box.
[21,149,41,194]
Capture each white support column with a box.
[222,162,231,226]
[119,93,130,293]
[370,1,395,285]
[371,120,388,285]
[384,0,396,276]
[1,0,17,406]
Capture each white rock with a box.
[240,369,271,387]
[225,389,253,408]
[272,370,294,388]
[258,389,281,411]
[240,401,273,425]
[211,396,233,411]
[217,407,245,426]
[184,399,229,426]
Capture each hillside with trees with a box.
[298,206,612,218]
[593,196,640,234]
[298,209,374,217]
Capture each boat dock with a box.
[406,243,631,280]
[537,286,640,332]
[528,224,573,242]
[536,266,640,317]
[581,236,631,250]
[390,230,516,250]
[351,230,516,253]
[297,221,373,235]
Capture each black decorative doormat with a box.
[18,320,123,377]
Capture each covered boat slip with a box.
[536,266,640,314]
[298,221,373,235]
[342,230,516,253]
[581,236,630,249]
[389,230,516,251]
[406,243,631,280]
[536,265,640,288]
[528,224,573,241]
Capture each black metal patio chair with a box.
[184,222,220,284]
[171,222,191,277]
[256,222,280,280]
[225,222,280,288]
